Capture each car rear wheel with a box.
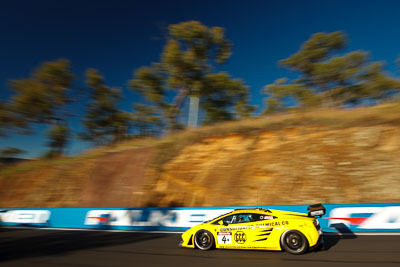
[194,230,214,250]
[281,230,309,255]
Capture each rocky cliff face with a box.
[1,124,400,208]
[147,126,400,207]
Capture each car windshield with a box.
[204,211,233,223]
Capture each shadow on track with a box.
[0,229,167,262]
[322,223,357,251]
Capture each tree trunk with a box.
[188,96,199,128]
[167,89,188,130]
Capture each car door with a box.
[213,213,256,249]
[250,213,277,249]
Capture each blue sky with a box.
[1,0,400,158]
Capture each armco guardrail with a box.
[1,203,400,233]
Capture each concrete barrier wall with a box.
[1,203,400,233]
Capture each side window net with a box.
[222,214,254,224]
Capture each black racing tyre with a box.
[194,230,215,251]
[281,230,309,255]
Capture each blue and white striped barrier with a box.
[1,203,400,233]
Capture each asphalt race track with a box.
[0,228,399,267]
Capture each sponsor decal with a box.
[262,216,274,220]
[234,231,247,244]
[86,214,111,224]
[255,229,272,242]
[217,232,232,244]
[220,221,288,232]
[84,209,233,227]
[84,210,180,227]
[257,220,288,227]
[327,206,400,229]
[1,210,50,224]
[220,226,254,231]
[2,205,399,232]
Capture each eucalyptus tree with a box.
[9,59,74,155]
[81,69,130,145]
[264,32,400,113]
[130,21,254,130]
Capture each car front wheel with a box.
[194,230,214,250]
[281,230,309,255]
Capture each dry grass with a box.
[151,103,400,169]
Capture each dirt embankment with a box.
[80,147,153,207]
[147,126,400,207]
[1,123,400,208]
[0,147,154,208]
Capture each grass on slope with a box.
[152,103,400,170]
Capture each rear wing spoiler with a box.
[307,203,326,217]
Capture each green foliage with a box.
[10,59,74,124]
[129,65,165,105]
[47,124,69,155]
[263,32,400,113]
[0,147,25,158]
[4,59,74,155]
[280,32,346,74]
[81,68,130,145]
[0,100,12,136]
[132,104,163,136]
[201,73,255,124]
[263,97,282,115]
[168,21,231,65]
[263,78,320,114]
[130,21,253,130]
[161,21,235,106]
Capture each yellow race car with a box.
[179,204,325,255]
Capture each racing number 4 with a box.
[217,232,232,244]
[223,235,231,244]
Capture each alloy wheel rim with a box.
[286,233,303,250]
[198,232,211,247]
